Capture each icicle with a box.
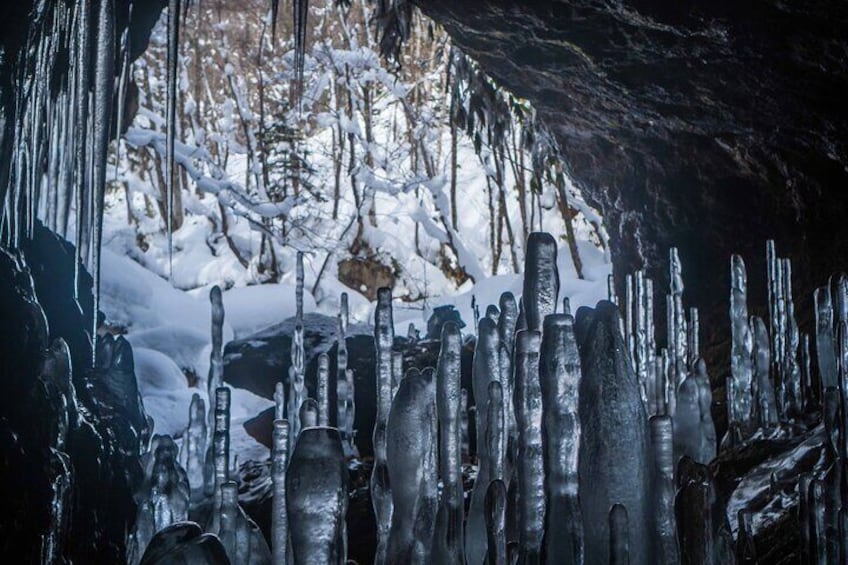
[208,285,225,405]
[292,0,309,109]
[340,292,349,335]
[781,258,802,417]
[523,232,559,331]
[635,271,650,408]
[343,368,356,455]
[497,291,518,463]
[271,419,289,565]
[540,314,583,564]
[336,312,353,454]
[577,302,651,564]
[514,330,545,564]
[113,1,132,185]
[372,287,394,565]
[625,274,635,365]
[609,504,630,565]
[184,393,207,495]
[165,0,182,278]
[270,0,281,42]
[668,248,687,394]
[607,274,618,305]
[296,252,304,322]
[815,286,838,391]
[274,382,285,421]
[466,317,501,565]
[434,322,464,564]
[485,480,508,565]
[317,354,330,427]
[766,241,780,374]
[486,304,500,323]
[386,368,438,563]
[391,350,402,401]
[205,387,231,505]
[650,415,679,564]
[286,427,348,563]
[729,255,754,440]
[288,321,305,448]
[801,333,814,412]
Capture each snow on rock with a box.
[221,283,317,339]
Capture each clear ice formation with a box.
[751,317,778,429]
[487,380,506,483]
[485,479,508,565]
[205,387,231,502]
[299,398,319,429]
[434,322,465,564]
[460,388,470,462]
[668,248,688,392]
[391,350,403,401]
[386,368,438,564]
[182,393,207,496]
[373,287,395,565]
[208,286,225,408]
[286,427,348,564]
[165,0,181,276]
[650,415,680,564]
[539,314,583,564]
[275,381,285,421]
[288,322,305,448]
[466,317,501,565]
[271,419,289,565]
[672,359,717,464]
[729,255,754,440]
[317,353,330,427]
[577,301,652,564]
[815,286,838,390]
[130,435,190,563]
[336,310,356,455]
[522,232,559,331]
[514,329,545,564]
[212,480,271,564]
[609,504,630,565]
[138,521,229,564]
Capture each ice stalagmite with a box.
[208,286,225,404]
[688,308,700,371]
[673,360,717,464]
[650,416,679,564]
[815,287,838,391]
[485,479,508,565]
[317,354,330,427]
[391,350,403,401]
[729,255,754,441]
[275,382,285,421]
[781,258,802,417]
[386,368,438,564]
[609,504,630,565]
[214,480,272,564]
[434,322,464,564]
[466,317,501,565]
[498,292,519,463]
[337,312,356,454]
[184,393,207,496]
[608,274,618,305]
[299,398,319,429]
[514,330,545,565]
[373,287,395,565]
[271,420,289,565]
[523,232,559,331]
[205,387,230,502]
[751,317,778,428]
[577,301,652,564]
[499,292,518,360]
[286,427,348,564]
[487,381,506,482]
[288,322,305,447]
[668,248,688,395]
[675,458,718,565]
[461,388,470,462]
[539,314,583,564]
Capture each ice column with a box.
[208,286,225,408]
[577,301,652,564]
[184,393,207,496]
[728,255,754,441]
[271,419,289,565]
[466,317,501,565]
[751,317,778,428]
[815,286,838,391]
[487,381,506,482]
[539,314,583,564]
[286,427,348,564]
[288,322,305,448]
[299,398,319,429]
[668,248,688,400]
[205,387,231,501]
[650,415,679,564]
[485,480,508,565]
[673,359,717,464]
[386,368,438,564]
[514,330,545,564]
[317,354,330,427]
[372,287,395,565]
[781,258,802,417]
[523,232,560,331]
[434,322,464,564]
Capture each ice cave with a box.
[1,1,847,564]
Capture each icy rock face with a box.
[386,368,438,564]
[576,301,652,564]
[539,314,583,564]
[372,287,395,564]
[522,232,560,331]
[514,330,546,564]
[433,322,465,564]
[286,427,348,564]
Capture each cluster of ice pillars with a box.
[125,230,848,564]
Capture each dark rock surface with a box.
[413,0,848,385]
